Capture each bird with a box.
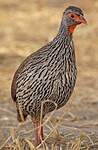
[11,6,87,145]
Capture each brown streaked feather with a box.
[11,44,49,102]
[11,53,34,102]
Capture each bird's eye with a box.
[71,14,75,18]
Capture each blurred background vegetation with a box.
[0,0,98,149]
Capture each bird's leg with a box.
[33,119,44,145]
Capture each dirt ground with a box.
[0,0,98,149]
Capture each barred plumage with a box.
[11,6,87,145]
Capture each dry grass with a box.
[0,102,98,150]
[0,0,98,149]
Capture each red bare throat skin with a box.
[68,25,77,33]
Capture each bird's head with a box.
[61,6,87,34]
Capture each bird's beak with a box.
[78,15,87,24]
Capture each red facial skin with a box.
[68,25,77,33]
[68,13,87,33]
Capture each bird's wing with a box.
[11,44,50,102]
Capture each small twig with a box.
[0,136,12,149]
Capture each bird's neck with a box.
[58,21,69,36]
[52,22,73,48]
[58,21,76,37]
